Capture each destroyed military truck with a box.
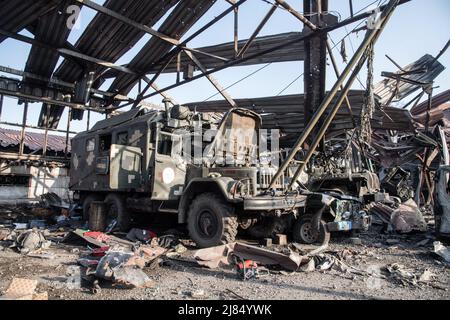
[70,105,378,247]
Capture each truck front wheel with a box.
[187,193,238,248]
[82,194,104,220]
[104,193,130,232]
[293,214,330,245]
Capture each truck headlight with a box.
[162,167,175,184]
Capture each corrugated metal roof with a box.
[185,91,416,146]
[150,32,305,74]
[410,88,450,116]
[109,0,217,95]
[0,128,70,153]
[0,0,59,43]
[54,0,180,84]
[24,3,73,85]
[44,0,180,125]
[374,54,445,105]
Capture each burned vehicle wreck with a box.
[70,106,306,247]
[70,105,383,247]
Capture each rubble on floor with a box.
[0,195,449,299]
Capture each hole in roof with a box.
[113,4,178,66]
[66,1,106,46]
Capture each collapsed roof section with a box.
[185,90,416,147]
[0,0,312,132]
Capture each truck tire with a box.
[83,194,104,220]
[293,214,330,245]
[187,193,238,248]
[104,193,131,232]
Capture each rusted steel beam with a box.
[182,47,229,62]
[0,152,69,163]
[19,102,28,156]
[234,6,239,57]
[275,0,318,31]
[118,0,407,109]
[125,0,248,109]
[0,121,76,134]
[303,0,328,128]
[269,0,400,190]
[184,50,238,108]
[238,3,278,57]
[326,40,356,127]
[0,87,103,112]
[0,29,138,76]
[65,108,72,158]
[43,105,50,158]
[425,86,434,132]
[0,65,143,105]
[74,0,179,46]
[0,94,3,120]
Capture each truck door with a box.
[152,129,186,200]
[109,144,142,190]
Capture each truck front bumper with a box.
[326,215,371,232]
[243,195,307,211]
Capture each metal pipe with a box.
[326,40,356,126]
[275,0,318,31]
[288,48,369,189]
[238,4,278,57]
[123,0,249,105]
[269,0,400,189]
[234,6,239,56]
[43,105,50,158]
[0,94,3,120]
[65,108,72,158]
[0,121,76,134]
[117,0,408,110]
[19,102,28,156]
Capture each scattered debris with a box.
[0,278,48,300]
[434,241,450,263]
[126,228,157,243]
[391,200,428,233]
[14,229,51,254]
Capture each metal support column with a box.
[268,0,400,189]
[303,0,328,128]
[19,102,28,156]
[65,108,72,158]
[0,94,3,120]
[43,104,50,158]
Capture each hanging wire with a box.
[202,63,272,102]
[203,0,388,100]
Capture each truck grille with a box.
[258,168,284,189]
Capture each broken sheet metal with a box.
[374,54,445,105]
[371,199,427,233]
[433,241,450,263]
[410,89,450,116]
[94,245,165,288]
[0,278,48,300]
[194,242,304,271]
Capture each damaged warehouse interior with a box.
[0,0,449,303]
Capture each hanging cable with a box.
[202,63,272,102]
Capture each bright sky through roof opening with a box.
[0,0,448,136]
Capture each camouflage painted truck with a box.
[70,105,375,247]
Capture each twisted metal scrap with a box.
[359,43,375,144]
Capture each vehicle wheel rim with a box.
[197,210,218,239]
[106,203,119,228]
[300,222,317,244]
